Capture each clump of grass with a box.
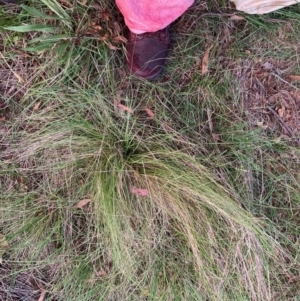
[1,81,297,300]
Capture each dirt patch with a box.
[232,59,300,143]
[0,263,46,301]
[0,52,35,122]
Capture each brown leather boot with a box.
[126,27,170,81]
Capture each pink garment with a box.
[116,0,300,33]
[116,0,194,33]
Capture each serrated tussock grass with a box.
[1,84,294,301]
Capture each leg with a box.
[116,0,194,80]
[116,0,194,34]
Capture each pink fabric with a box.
[116,0,194,33]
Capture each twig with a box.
[271,72,300,91]
[267,106,300,146]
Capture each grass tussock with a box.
[1,0,300,300]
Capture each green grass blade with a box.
[27,34,72,44]
[20,4,63,20]
[4,24,57,32]
[40,0,71,28]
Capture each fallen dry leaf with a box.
[212,133,221,142]
[288,75,300,81]
[37,290,46,301]
[130,187,149,197]
[33,101,41,111]
[278,108,284,118]
[256,121,268,129]
[229,15,245,21]
[92,25,102,31]
[114,21,121,34]
[117,103,134,114]
[202,46,212,75]
[96,269,107,277]
[73,199,91,209]
[102,9,110,21]
[113,35,127,44]
[13,71,24,83]
[107,43,118,51]
[145,107,154,118]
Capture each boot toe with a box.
[126,27,170,80]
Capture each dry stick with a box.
[267,106,300,146]
[271,72,300,91]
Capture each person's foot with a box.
[126,27,170,81]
